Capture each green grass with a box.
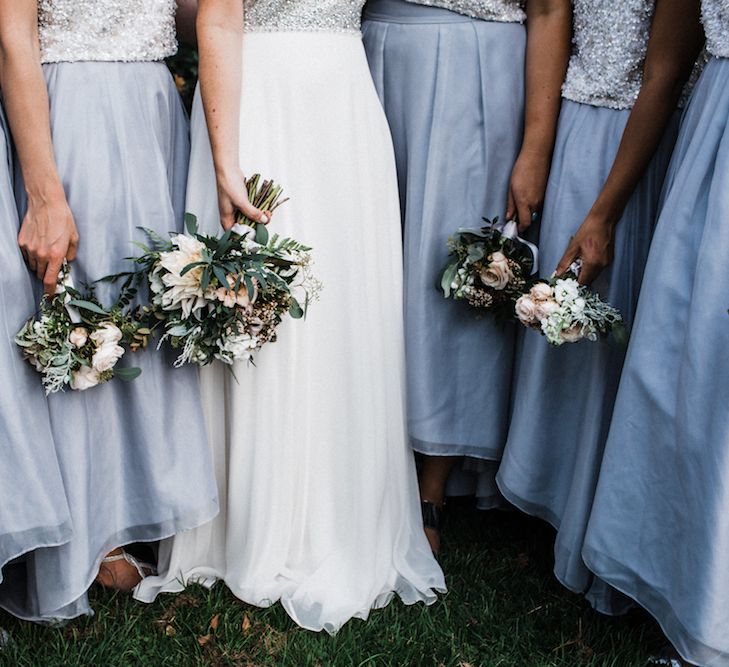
[0,502,662,666]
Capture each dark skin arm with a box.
[555,0,704,285]
[506,0,571,233]
[0,0,79,295]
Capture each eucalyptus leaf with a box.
[66,299,108,316]
[114,367,143,382]
[255,223,269,246]
[185,213,199,235]
[289,299,304,319]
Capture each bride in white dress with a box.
[135,0,445,633]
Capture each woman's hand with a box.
[555,212,616,285]
[216,168,269,230]
[18,192,79,295]
[505,149,550,233]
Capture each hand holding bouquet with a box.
[441,218,538,320]
[514,263,627,346]
[16,270,143,394]
[119,175,320,367]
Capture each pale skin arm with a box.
[0,0,79,295]
[197,0,267,230]
[176,0,198,46]
[506,0,571,232]
[555,0,704,285]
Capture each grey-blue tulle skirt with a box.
[362,0,525,507]
[584,57,729,667]
[0,108,71,584]
[0,62,218,622]
[497,99,679,612]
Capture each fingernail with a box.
[260,214,269,224]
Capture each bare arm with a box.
[555,0,704,284]
[198,0,266,229]
[0,0,78,294]
[506,0,571,232]
[176,0,198,47]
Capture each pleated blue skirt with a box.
[362,0,525,504]
[0,108,72,584]
[0,62,218,622]
[583,58,729,667]
[496,99,679,612]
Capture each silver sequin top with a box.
[702,0,729,58]
[562,0,655,110]
[404,0,525,23]
[38,0,177,64]
[244,0,365,33]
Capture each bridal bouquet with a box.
[514,266,626,346]
[441,218,537,319]
[15,271,143,394]
[119,175,319,367]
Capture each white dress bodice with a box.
[562,0,655,110]
[38,0,177,64]
[403,0,525,22]
[702,0,729,58]
[244,0,365,32]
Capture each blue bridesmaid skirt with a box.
[496,99,679,612]
[0,109,72,583]
[362,0,525,504]
[583,58,729,667]
[0,62,218,622]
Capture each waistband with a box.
[363,0,476,24]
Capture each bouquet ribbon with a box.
[499,220,539,276]
[57,271,83,324]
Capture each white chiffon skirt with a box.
[135,31,445,633]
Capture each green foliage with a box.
[0,505,663,666]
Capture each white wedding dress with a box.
[135,0,445,633]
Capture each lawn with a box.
[0,502,661,666]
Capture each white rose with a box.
[560,323,586,343]
[489,251,507,264]
[91,342,125,372]
[535,298,560,321]
[90,323,123,347]
[554,278,580,304]
[530,282,553,301]
[68,327,89,348]
[220,333,258,362]
[514,296,538,324]
[71,365,102,391]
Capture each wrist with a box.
[587,201,622,229]
[25,181,67,209]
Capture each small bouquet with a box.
[441,218,538,319]
[15,271,143,394]
[514,264,627,346]
[116,175,319,367]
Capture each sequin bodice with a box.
[562,0,655,110]
[403,0,525,23]
[244,0,365,33]
[38,0,177,64]
[702,0,729,58]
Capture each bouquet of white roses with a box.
[115,175,320,367]
[514,265,627,346]
[441,218,538,320]
[15,271,144,394]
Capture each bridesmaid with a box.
[496,0,703,612]
[0,104,71,583]
[362,0,571,553]
[0,0,218,621]
[583,1,729,664]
